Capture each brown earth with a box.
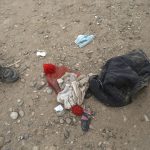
[0,0,150,149]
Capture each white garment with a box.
[57,73,89,109]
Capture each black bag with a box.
[88,49,150,107]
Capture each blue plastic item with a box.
[75,35,95,48]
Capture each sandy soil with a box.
[0,0,150,149]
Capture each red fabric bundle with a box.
[43,64,56,75]
[43,64,70,94]
[71,105,84,116]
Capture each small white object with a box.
[10,112,19,120]
[57,78,64,84]
[144,114,149,122]
[17,119,21,123]
[36,50,47,57]
[54,105,64,112]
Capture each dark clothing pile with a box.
[88,49,150,107]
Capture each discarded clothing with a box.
[43,64,70,93]
[57,72,89,109]
[75,35,95,48]
[88,49,150,107]
[0,66,19,83]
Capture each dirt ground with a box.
[0,0,150,149]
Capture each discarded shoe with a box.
[0,66,19,83]
[81,109,93,132]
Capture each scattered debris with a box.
[75,34,95,48]
[54,105,64,112]
[36,50,47,57]
[81,108,93,132]
[57,72,89,109]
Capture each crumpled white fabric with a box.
[57,72,90,109]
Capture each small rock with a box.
[98,141,102,147]
[19,110,25,117]
[36,81,46,90]
[40,72,45,78]
[72,117,77,123]
[32,95,39,100]
[46,87,53,94]
[65,118,72,124]
[8,108,13,112]
[15,63,20,68]
[86,51,94,58]
[17,99,24,106]
[30,81,37,87]
[17,119,21,123]
[32,146,39,150]
[44,35,49,39]
[123,115,127,122]
[23,133,30,140]
[21,79,25,83]
[59,118,64,124]
[64,129,70,139]
[45,121,51,127]
[144,114,149,122]
[0,136,5,148]
[56,110,65,117]
[10,112,18,120]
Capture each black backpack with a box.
[88,49,150,107]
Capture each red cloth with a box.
[71,105,84,116]
[43,64,70,94]
[43,64,56,75]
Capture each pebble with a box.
[66,118,72,124]
[72,117,77,123]
[144,114,149,122]
[17,99,24,106]
[21,79,25,83]
[46,87,53,94]
[32,95,39,100]
[40,72,45,78]
[56,110,65,117]
[59,118,64,124]
[17,119,21,123]
[64,129,70,139]
[10,112,19,120]
[36,81,46,90]
[32,146,39,150]
[15,63,20,68]
[22,133,30,140]
[0,136,5,148]
[30,81,37,87]
[19,110,25,117]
